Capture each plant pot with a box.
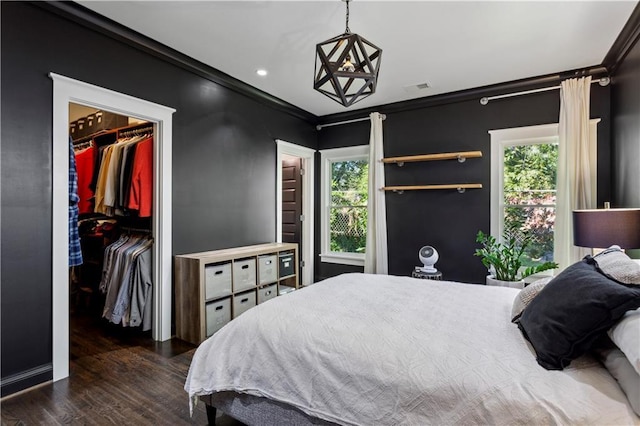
[486,275,524,289]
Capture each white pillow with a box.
[595,345,640,416]
[608,308,640,375]
[593,246,640,285]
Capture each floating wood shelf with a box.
[382,183,483,194]
[382,150,482,166]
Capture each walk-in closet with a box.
[68,102,155,351]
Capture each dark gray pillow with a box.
[517,259,640,370]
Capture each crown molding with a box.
[33,1,316,123]
[603,2,640,75]
[316,65,608,124]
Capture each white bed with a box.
[185,273,640,425]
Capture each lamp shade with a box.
[573,208,640,249]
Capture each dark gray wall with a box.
[612,36,640,208]
[317,86,612,283]
[0,2,316,396]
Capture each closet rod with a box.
[72,129,108,145]
[316,114,386,131]
[73,140,93,150]
[480,77,610,105]
[119,122,153,132]
[72,121,152,145]
[120,226,152,234]
[120,126,153,137]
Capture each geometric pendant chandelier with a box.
[313,0,382,107]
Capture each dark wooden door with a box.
[282,157,302,248]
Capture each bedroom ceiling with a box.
[78,1,638,117]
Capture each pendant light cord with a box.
[345,0,350,33]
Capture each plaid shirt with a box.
[69,137,83,266]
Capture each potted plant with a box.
[474,229,558,288]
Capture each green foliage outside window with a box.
[330,160,368,253]
[503,143,558,266]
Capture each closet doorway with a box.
[69,103,155,358]
[276,139,315,286]
[51,73,175,381]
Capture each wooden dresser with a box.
[174,243,298,345]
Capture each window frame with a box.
[490,123,560,245]
[489,120,600,281]
[319,145,369,266]
[490,124,560,280]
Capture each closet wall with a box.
[1,2,316,396]
[316,84,612,283]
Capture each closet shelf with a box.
[382,150,482,166]
[382,183,483,194]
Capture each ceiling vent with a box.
[403,82,431,93]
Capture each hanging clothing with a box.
[119,141,138,212]
[99,234,132,294]
[94,144,114,215]
[103,136,140,215]
[74,144,95,214]
[89,144,108,193]
[100,234,153,330]
[92,134,153,218]
[128,136,153,218]
[110,237,153,326]
[129,249,153,330]
[69,137,83,266]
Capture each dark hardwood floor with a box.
[1,307,244,426]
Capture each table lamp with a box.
[573,205,640,252]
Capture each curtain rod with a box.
[480,77,610,105]
[316,113,386,130]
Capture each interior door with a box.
[281,157,302,252]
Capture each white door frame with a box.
[276,139,315,286]
[50,73,175,381]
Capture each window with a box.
[491,120,601,277]
[490,124,559,268]
[503,139,558,265]
[320,145,369,266]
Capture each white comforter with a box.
[185,273,639,425]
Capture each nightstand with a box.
[412,268,443,280]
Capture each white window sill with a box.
[320,253,365,267]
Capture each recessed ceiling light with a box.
[256,69,268,77]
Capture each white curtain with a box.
[555,77,596,270]
[364,112,388,274]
